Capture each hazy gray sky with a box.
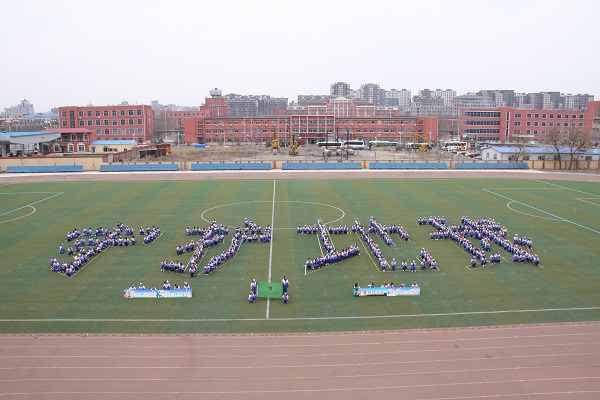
[1,0,598,112]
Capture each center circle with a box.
[200,201,346,230]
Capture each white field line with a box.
[266,179,276,320]
[482,189,600,235]
[3,306,598,323]
[0,191,64,223]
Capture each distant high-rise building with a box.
[4,99,35,116]
[359,83,382,106]
[384,89,412,107]
[330,82,351,97]
[478,90,515,107]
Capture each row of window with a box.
[514,113,585,119]
[199,119,419,126]
[513,129,576,135]
[464,112,501,118]
[465,121,500,126]
[63,119,145,127]
[515,121,584,127]
[464,129,500,134]
[61,109,144,118]
[198,128,417,135]
[97,128,144,135]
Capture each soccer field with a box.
[0,176,599,334]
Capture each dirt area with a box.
[150,144,447,163]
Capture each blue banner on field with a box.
[123,289,192,298]
[355,287,420,297]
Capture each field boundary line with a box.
[3,306,599,323]
[482,188,600,235]
[535,179,600,198]
[266,179,276,320]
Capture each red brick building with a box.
[184,94,437,145]
[58,105,155,148]
[459,107,594,144]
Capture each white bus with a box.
[368,140,397,149]
[442,141,468,151]
[317,140,343,148]
[342,140,366,150]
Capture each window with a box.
[95,111,101,117]
[534,122,539,127]
[534,114,539,118]
[137,128,143,135]
[62,121,67,127]
[129,129,135,134]
[541,122,546,127]
[112,129,118,135]
[71,133,77,141]
[112,120,118,125]
[526,113,532,118]
[557,114,562,119]
[87,111,92,117]
[526,122,532,126]
[514,121,521,126]
[542,114,547,118]
[78,120,84,126]
[120,120,126,125]
[104,129,110,135]
[136,110,142,116]
[104,111,109,117]
[564,114,569,119]
[87,120,93,126]
[129,119,134,125]
[111,110,117,116]
[128,110,134,116]
[137,119,142,125]
[549,113,554,118]
[514,113,522,118]
[120,110,125,116]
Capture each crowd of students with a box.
[422,216,540,267]
[52,222,159,277]
[368,216,394,246]
[385,224,410,241]
[352,218,390,271]
[301,218,360,270]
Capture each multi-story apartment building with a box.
[384,89,412,107]
[58,104,155,150]
[459,107,594,143]
[330,82,351,97]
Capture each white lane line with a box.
[2,306,599,323]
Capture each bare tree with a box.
[545,129,566,169]
[564,128,592,169]
[508,135,530,162]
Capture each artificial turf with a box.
[0,178,598,333]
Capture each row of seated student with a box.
[305,244,360,270]
[328,225,348,234]
[127,281,191,291]
[361,281,419,289]
[368,216,394,246]
[353,218,390,271]
[297,224,319,235]
[51,224,159,277]
[418,216,446,225]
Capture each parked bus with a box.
[317,140,343,147]
[403,142,433,150]
[342,140,366,150]
[442,141,468,151]
[368,140,397,149]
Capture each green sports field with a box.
[0,177,599,334]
